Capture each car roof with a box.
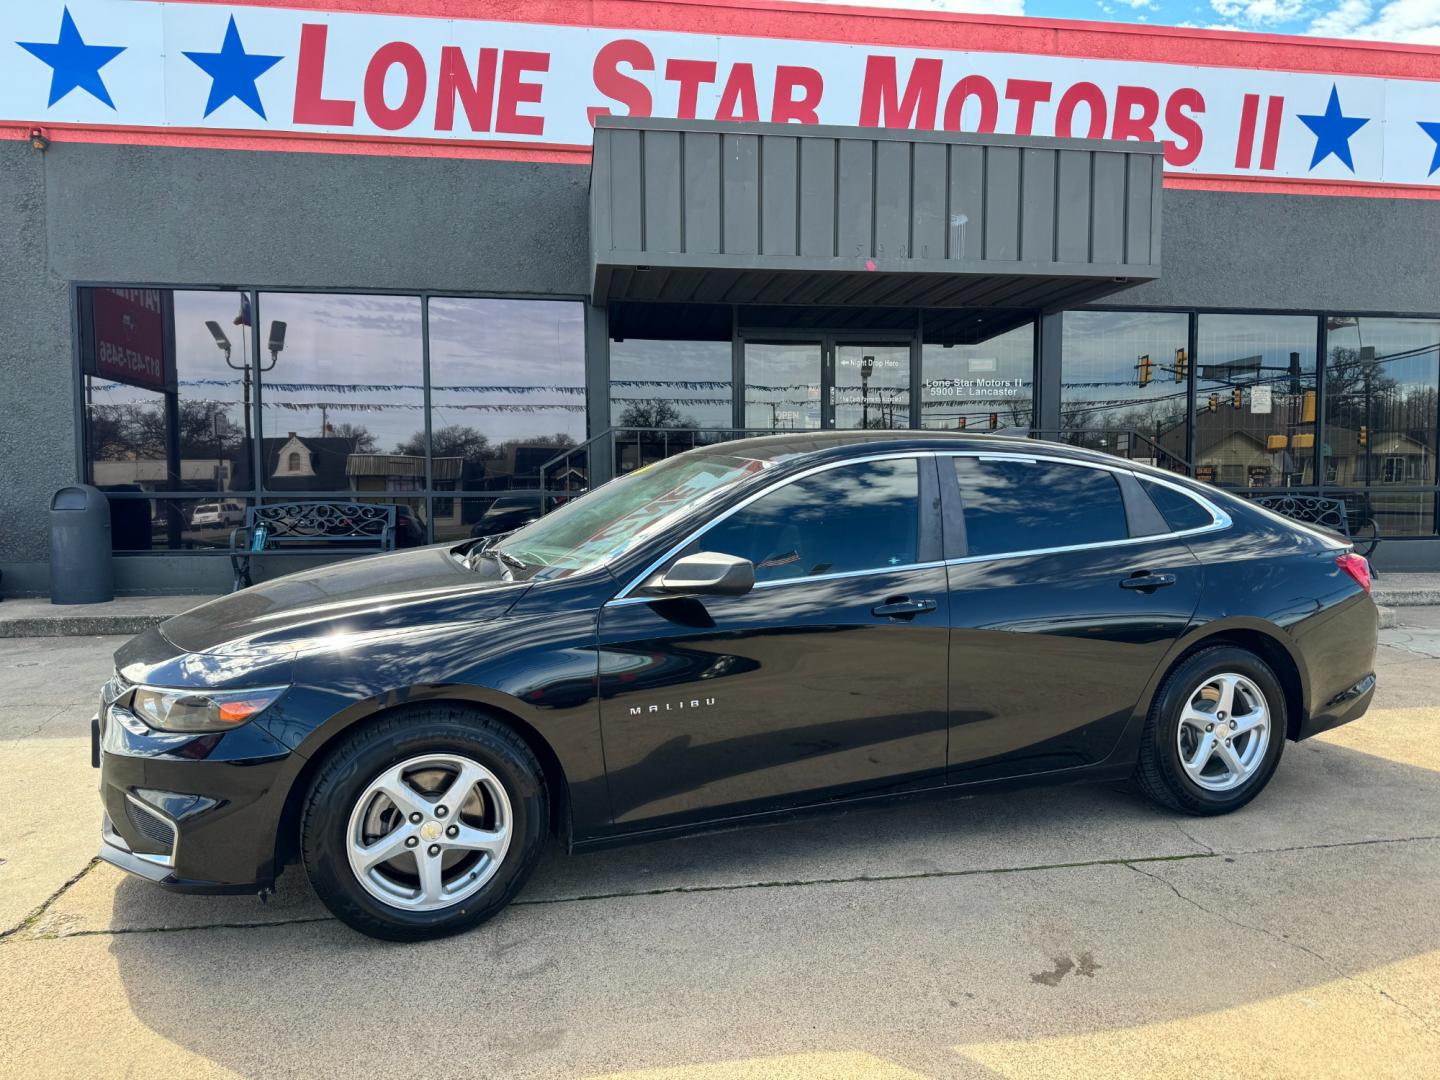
[696,430,1119,469]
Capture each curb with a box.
[0,613,179,639]
[1371,591,1440,608]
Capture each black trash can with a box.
[49,485,114,605]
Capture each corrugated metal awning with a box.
[591,118,1163,310]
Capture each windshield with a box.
[490,450,773,577]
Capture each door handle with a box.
[1120,571,1177,591]
[872,597,938,618]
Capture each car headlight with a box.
[129,686,287,733]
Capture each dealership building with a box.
[2,0,1439,595]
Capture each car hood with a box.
[159,544,529,656]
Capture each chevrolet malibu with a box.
[94,432,1378,940]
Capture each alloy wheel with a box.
[1175,672,1271,793]
[345,753,512,912]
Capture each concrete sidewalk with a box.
[0,594,221,638]
[2,620,1439,1077]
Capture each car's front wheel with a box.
[300,706,548,941]
[1135,645,1286,815]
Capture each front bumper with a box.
[93,703,301,894]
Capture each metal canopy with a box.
[591,118,1164,310]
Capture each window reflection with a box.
[83,289,254,494]
[744,342,824,431]
[1060,311,1187,470]
[609,302,733,431]
[922,312,1033,432]
[1323,318,1438,487]
[835,343,910,430]
[954,457,1129,556]
[106,497,252,552]
[1324,318,1439,538]
[701,459,919,581]
[257,293,424,492]
[429,298,586,491]
[1195,314,1317,489]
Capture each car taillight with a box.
[1336,552,1372,594]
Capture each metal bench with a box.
[1246,493,1379,560]
[229,502,398,591]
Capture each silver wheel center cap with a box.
[420,820,443,842]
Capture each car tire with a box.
[1134,645,1286,816]
[300,704,548,941]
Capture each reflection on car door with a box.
[596,456,951,830]
[942,454,1204,783]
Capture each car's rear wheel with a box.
[300,706,548,941]
[1135,646,1286,815]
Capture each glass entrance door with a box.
[833,343,911,429]
[744,341,824,432]
[742,338,913,432]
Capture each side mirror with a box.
[653,551,755,597]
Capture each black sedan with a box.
[93,432,1378,940]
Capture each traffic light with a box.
[1208,393,1219,413]
[1137,354,1153,387]
[1358,425,1368,446]
[956,416,966,430]
[988,413,999,430]
[1174,347,1188,382]
[1231,387,1243,410]
[1302,390,1317,423]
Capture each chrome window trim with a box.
[610,451,927,603]
[606,559,948,608]
[607,448,1233,604]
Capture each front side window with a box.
[954,457,1129,557]
[698,459,920,583]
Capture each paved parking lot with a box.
[2,616,1439,1078]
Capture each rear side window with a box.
[953,457,1129,557]
[1140,479,1215,533]
[698,458,919,583]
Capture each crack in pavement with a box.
[1170,820,1215,855]
[0,705,70,750]
[0,858,99,942]
[1126,860,1440,1039]
[9,832,1440,942]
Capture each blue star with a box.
[1418,121,1440,177]
[182,16,282,120]
[1297,85,1370,172]
[17,7,126,109]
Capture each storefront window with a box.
[429,298,586,491]
[1323,317,1439,536]
[257,293,424,492]
[82,289,254,496]
[1195,314,1317,489]
[1060,311,1188,471]
[609,303,733,431]
[922,312,1033,432]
